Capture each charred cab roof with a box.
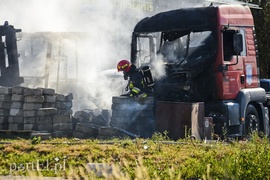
[133,6,218,33]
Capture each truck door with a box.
[221,28,245,99]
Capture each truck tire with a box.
[245,104,260,136]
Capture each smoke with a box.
[0,0,210,112]
[151,56,166,80]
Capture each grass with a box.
[0,133,270,179]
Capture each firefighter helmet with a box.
[117,60,131,72]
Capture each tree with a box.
[247,0,270,78]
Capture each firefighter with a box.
[117,60,148,98]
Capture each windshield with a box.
[133,30,214,69]
[158,31,213,66]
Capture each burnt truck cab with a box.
[130,5,268,138]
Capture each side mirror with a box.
[233,33,243,54]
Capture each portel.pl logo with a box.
[10,157,67,174]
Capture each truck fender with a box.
[261,105,270,136]
[235,88,266,125]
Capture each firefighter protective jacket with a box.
[124,64,147,97]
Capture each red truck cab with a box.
[130,4,269,138]
[215,5,259,100]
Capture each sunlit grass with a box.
[0,133,270,179]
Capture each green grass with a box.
[0,133,270,179]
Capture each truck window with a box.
[137,37,151,66]
[223,30,236,61]
[136,34,157,67]
[239,28,246,56]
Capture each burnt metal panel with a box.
[134,6,218,33]
[155,101,204,140]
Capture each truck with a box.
[127,3,270,139]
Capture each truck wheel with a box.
[245,104,260,136]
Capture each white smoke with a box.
[151,56,166,80]
[0,0,210,112]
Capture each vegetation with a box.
[246,0,270,78]
[0,133,270,179]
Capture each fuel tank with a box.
[155,101,205,140]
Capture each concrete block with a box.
[65,93,73,101]
[57,109,73,115]
[74,110,92,122]
[37,124,53,132]
[42,88,55,95]
[11,102,23,109]
[12,87,25,94]
[73,132,86,139]
[23,103,42,110]
[55,101,72,109]
[9,116,24,123]
[0,95,11,102]
[24,95,44,103]
[53,115,72,123]
[37,116,53,124]
[24,88,43,96]
[44,95,56,103]
[0,109,9,116]
[23,110,37,117]
[0,116,8,123]
[0,123,8,130]
[0,87,11,94]
[24,117,37,124]
[10,109,23,116]
[9,123,24,130]
[42,102,55,108]
[24,123,37,130]
[37,108,58,116]
[11,94,24,102]
[74,117,91,124]
[0,102,11,109]
[55,94,65,101]
[75,123,98,136]
[53,123,73,131]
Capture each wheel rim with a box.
[247,114,259,133]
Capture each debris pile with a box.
[73,109,111,138]
[0,86,156,139]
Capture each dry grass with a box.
[0,134,270,179]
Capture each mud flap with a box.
[263,107,270,137]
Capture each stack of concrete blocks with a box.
[51,93,73,138]
[23,87,45,131]
[9,86,27,131]
[55,93,73,115]
[0,87,12,130]
[0,86,75,138]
